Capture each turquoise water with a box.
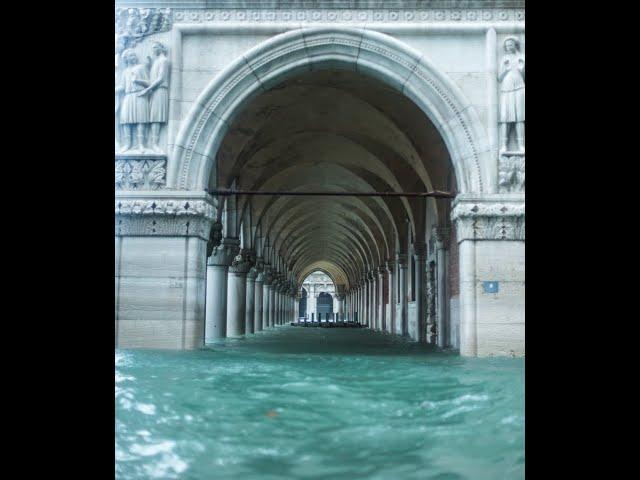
[116,327,524,480]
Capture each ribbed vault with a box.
[214,69,455,291]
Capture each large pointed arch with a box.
[169,27,490,194]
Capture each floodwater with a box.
[116,326,524,480]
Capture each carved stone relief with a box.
[115,7,172,50]
[115,156,166,190]
[115,41,170,155]
[115,7,171,156]
[498,154,525,193]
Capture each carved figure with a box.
[115,35,127,150]
[498,36,525,153]
[138,42,170,153]
[117,49,149,153]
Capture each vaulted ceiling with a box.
[213,69,455,289]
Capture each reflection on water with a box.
[116,327,524,480]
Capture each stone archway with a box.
[169,27,491,195]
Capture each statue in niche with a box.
[498,36,525,153]
[116,49,149,153]
[137,42,170,153]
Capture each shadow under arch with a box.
[169,27,490,194]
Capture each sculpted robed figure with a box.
[116,49,149,153]
[498,36,525,153]
[138,42,170,153]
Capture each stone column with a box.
[414,243,427,343]
[226,250,251,338]
[452,197,525,357]
[372,271,379,330]
[434,227,451,347]
[205,238,239,342]
[262,269,273,328]
[386,259,396,334]
[254,269,264,332]
[115,193,215,349]
[269,278,277,327]
[364,277,369,327]
[378,267,386,332]
[397,254,408,336]
[245,268,257,335]
[369,273,376,329]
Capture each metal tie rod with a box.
[207,189,455,198]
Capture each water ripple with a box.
[116,326,524,480]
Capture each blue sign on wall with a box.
[482,281,499,293]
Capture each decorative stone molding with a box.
[115,192,215,240]
[115,156,166,191]
[396,253,408,268]
[451,197,525,241]
[209,238,240,266]
[498,154,525,193]
[162,6,525,25]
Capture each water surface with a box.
[116,326,524,479]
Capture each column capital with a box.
[413,242,427,259]
[115,192,216,241]
[451,196,525,242]
[432,226,451,249]
[385,258,395,271]
[229,248,253,274]
[208,237,239,266]
[396,253,408,267]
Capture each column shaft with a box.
[205,264,228,341]
[226,271,247,338]
[255,279,264,331]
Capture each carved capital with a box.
[385,259,396,271]
[396,253,408,268]
[115,192,215,241]
[413,242,427,259]
[229,248,254,274]
[432,226,451,249]
[452,197,525,242]
[209,238,240,267]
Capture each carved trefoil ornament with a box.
[115,157,166,190]
[498,36,525,154]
